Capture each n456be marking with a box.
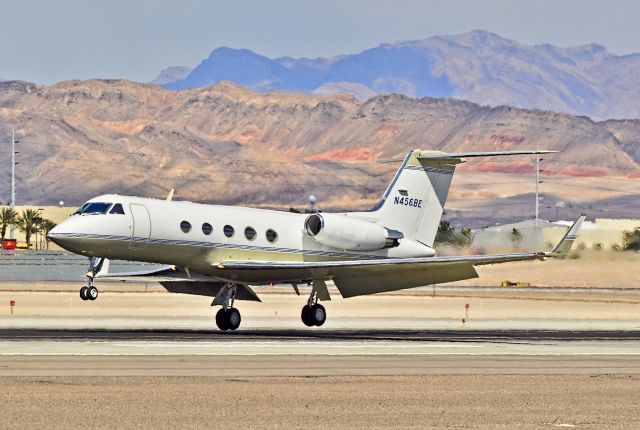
[393,196,422,208]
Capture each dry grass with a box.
[1,375,639,429]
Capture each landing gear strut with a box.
[301,285,326,327]
[79,257,103,301]
[215,284,241,331]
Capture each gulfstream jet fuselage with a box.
[48,149,584,330]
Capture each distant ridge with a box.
[0,79,638,223]
[159,30,640,120]
[149,66,192,85]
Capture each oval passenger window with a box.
[223,225,235,238]
[244,227,256,240]
[266,229,278,243]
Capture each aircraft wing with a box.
[216,215,585,298]
[216,252,543,298]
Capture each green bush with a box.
[435,220,473,248]
[622,227,640,251]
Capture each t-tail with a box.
[365,149,556,247]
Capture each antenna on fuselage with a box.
[166,189,175,201]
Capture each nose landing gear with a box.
[80,285,98,301]
[79,257,104,301]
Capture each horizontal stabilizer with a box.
[416,150,557,159]
[380,150,555,164]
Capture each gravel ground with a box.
[2,374,639,429]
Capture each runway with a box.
[2,293,639,428]
[3,327,640,342]
[1,328,639,377]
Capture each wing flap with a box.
[334,263,478,298]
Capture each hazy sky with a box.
[1,0,640,84]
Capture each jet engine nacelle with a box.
[304,213,403,252]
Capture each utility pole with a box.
[9,127,17,239]
[535,146,539,230]
[534,141,543,247]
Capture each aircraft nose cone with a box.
[46,224,64,246]
[47,224,60,239]
[46,220,76,250]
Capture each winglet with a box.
[549,214,586,257]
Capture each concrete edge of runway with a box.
[1,354,640,377]
[2,327,640,341]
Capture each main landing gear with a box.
[215,284,241,331]
[79,257,104,301]
[301,286,326,327]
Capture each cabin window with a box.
[244,226,256,240]
[202,223,213,235]
[109,203,125,215]
[223,225,235,238]
[180,220,192,233]
[266,229,278,243]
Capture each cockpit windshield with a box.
[73,202,113,215]
[72,203,89,215]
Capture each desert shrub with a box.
[567,251,581,259]
[435,220,473,248]
[622,227,640,252]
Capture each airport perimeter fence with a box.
[0,250,161,281]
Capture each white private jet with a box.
[48,149,584,330]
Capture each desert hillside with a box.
[0,79,638,224]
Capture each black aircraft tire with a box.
[310,304,326,326]
[87,286,98,301]
[226,308,241,331]
[301,305,314,327]
[216,308,229,331]
[79,287,88,301]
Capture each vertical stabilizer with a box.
[368,150,460,246]
[363,149,555,247]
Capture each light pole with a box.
[534,142,544,246]
[9,128,19,239]
[308,195,317,213]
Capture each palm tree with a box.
[511,228,523,250]
[0,206,17,242]
[39,219,57,250]
[15,209,40,249]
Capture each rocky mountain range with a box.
[0,79,638,224]
[149,66,193,85]
[156,30,640,120]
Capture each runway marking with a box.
[2,352,640,356]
